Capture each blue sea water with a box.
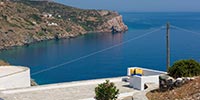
[0,12,200,84]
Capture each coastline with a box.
[0,29,128,51]
[0,15,128,50]
[0,1,128,51]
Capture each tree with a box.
[168,59,200,78]
[95,80,119,100]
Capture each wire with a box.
[31,26,164,76]
[171,25,200,36]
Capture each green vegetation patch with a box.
[29,14,42,22]
[168,59,200,78]
[95,80,119,100]
[37,31,45,36]
[80,24,93,31]
[66,28,72,32]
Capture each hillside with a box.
[147,76,200,100]
[0,0,128,50]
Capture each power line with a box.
[31,26,164,76]
[171,25,200,36]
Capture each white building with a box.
[0,2,4,5]
[128,67,167,90]
[43,13,53,18]
[48,22,58,26]
[58,15,61,18]
[0,66,30,90]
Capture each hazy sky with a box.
[54,0,200,12]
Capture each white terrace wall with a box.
[130,75,159,90]
[127,67,166,76]
[128,67,166,90]
[0,66,30,90]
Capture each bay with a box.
[0,12,200,84]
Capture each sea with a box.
[0,12,200,84]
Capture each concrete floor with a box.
[0,77,140,100]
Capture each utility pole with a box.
[166,22,170,71]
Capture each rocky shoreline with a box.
[0,15,128,50]
[0,0,128,50]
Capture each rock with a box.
[174,78,184,87]
[98,10,109,16]
[159,74,175,91]
[176,78,183,81]
[31,79,38,86]
[182,77,191,84]
[0,2,4,5]
[159,75,198,90]
[190,77,195,80]
[97,15,128,33]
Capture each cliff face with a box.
[0,0,128,50]
[97,15,128,33]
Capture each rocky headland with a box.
[0,0,128,50]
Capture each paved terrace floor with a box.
[0,77,140,100]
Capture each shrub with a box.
[30,14,42,22]
[80,24,93,31]
[37,31,45,36]
[168,59,200,78]
[0,60,10,66]
[95,80,119,100]
[66,28,72,32]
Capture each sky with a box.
[54,0,200,12]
